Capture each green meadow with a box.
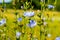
[0,0,60,40]
[0,9,60,40]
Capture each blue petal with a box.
[16,31,21,38]
[24,11,34,17]
[30,20,35,24]
[17,18,22,22]
[0,19,6,26]
[55,37,60,40]
[1,19,6,24]
[48,5,54,9]
[28,20,37,28]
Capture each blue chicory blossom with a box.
[55,37,60,40]
[17,18,22,22]
[28,20,37,28]
[1,19,6,24]
[16,31,21,38]
[24,11,34,17]
[48,5,54,9]
[0,19,6,26]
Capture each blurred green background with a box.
[0,0,60,11]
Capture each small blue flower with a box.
[17,18,22,22]
[16,31,21,38]
[1,19,6,24]
[24,11,34,17]
[48,5,54,9]
[28,20,37,28]
[0,19,6,26]
[55,37,60,40]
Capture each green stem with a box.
[31,0,32,9]
[2,0,4,8]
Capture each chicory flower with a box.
[48,5,54,9]
[55,37,60,40]
[0,19,6,26]
[28,20,37,28]
[16,31,21,38]
[24,11,34,17]
[17,18,22,22]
